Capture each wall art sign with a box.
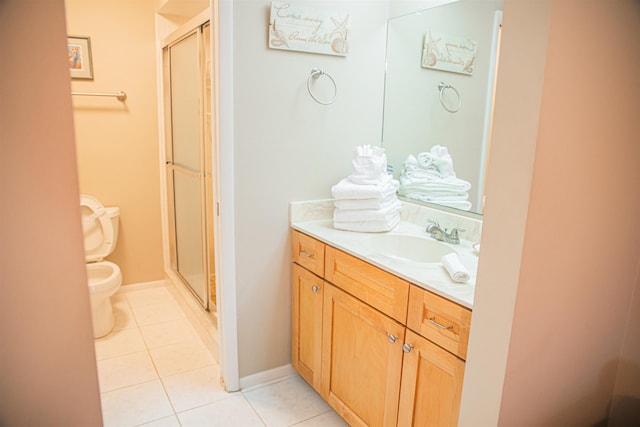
[269,1,350,56]
[421,30,478,75]
[68,35,94,80]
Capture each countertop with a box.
[290,200,481,309]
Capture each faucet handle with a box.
[446,227,465,243]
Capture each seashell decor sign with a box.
[421,30,478,75]
[269,1,350,57]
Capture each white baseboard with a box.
[239,364,297,391]
[118,279,167,292]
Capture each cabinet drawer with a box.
[407,286,471,360]
[325,246,409,323]
[292,230,325,277]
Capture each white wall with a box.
[230,0,389,377]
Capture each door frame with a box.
[157,4,240,391]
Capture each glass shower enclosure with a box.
[163,22,215,310]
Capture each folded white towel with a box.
[441,253,470,283]
[334,193,398,210]
[349,173,393,186]
[333,200,401,222]
[399,175,471,194]
[401,193,473,210]
[331,178,399,200]
[333,213,400,233]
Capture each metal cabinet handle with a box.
[311,285,320,293]
[388,334,399,344]
[428,317,453,330]
[299,250,313,258]
[403,343,414,353]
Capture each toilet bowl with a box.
[81,195,122,338]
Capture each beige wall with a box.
[461,0,640,424]
[66,0,164,285]
[0,0,103,424]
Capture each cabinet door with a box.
[322,284,405,427]
[397,330,465,427]
[291,264,324,391]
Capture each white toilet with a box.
[81,195,122,338]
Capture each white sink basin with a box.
[362,234,455,263]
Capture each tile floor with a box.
[95,282,348,427]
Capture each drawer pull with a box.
[428,317,453,330]
[388,334,399,344]
[299,250,314,258]
[403,343,414,353]
[311,285,320,293]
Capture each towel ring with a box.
[307,68,337,105]
[438,82,462,113]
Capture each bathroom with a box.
[2,0,640,426]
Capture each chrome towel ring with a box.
[307,68,337,105]
[438,82,461,113]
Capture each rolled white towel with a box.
[418,145,456,178]
[441,253,470,283]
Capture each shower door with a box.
[163,24,213,309]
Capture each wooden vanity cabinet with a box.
[291,229,471,427]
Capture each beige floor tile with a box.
[139,318,197,349]
[130,301,186,326]
[137,415,181,426]
[125,286,176,308]
[149,338,216,377]
[243,376,331,427]
[97,351,158,392]
[292,410,350,427]
[177,394,266,427]
[111,293,136,331]
[94,327,147,361]
[101,380,174,427]
[161,365,229,412]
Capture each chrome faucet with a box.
[426,220,464,244]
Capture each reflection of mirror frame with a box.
[382,0,503,216]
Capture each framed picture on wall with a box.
[68,36,93,79]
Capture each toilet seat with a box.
[81,195,115,262]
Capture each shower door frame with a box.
[162,21,212,311]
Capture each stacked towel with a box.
[331,145,401,232]
[398,146,473,211]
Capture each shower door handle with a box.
[166,162,201,179]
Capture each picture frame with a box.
[67,36,93,80]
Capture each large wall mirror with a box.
[382,0,503,215]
